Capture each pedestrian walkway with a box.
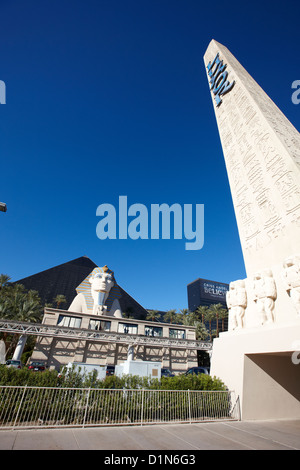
[0,419,299,450]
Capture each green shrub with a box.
[157,374,227,391]
[0,365,227,391]
[0,365,59,387]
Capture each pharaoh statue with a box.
[281,254,300,317]
[253,270,277,325]
[68,265,123,317]
[226,280,247,330]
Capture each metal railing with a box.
[0,386,240,429]
[0,318,212,351]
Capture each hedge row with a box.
[0,365,227,391]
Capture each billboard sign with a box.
[199,279,228,304]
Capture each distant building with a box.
[187,278,229,333]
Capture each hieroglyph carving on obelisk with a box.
[204,40,300,326]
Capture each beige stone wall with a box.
[243,353,300,420]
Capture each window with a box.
[169,328,185,339]
[89,319,111,331]
[118,322,138,335]
[57,315,81,329]
[145,325,162,337]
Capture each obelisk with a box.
[204,39,300,326]
[204,40,300,420]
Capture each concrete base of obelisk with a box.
[210,322,300,420]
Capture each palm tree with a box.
[181,311,209,340]
[146,310,161,322]
[0,283,43,359]
[123,307,134,319]
[0,274,11,290]
[182,311,198,326]
[204,308,216,341]
[180,309,190,316]
[4,284,27,318]
[163,309,178,324]
[16,297,42,323]
[195,305,209,324]
[218,306,229,332]
[6,296,43,357]
[208,303,228,337]
[178,308,190,325]
[0,299,11,319]
[0,284,13,354]
[53,294,67,309]
[194,321,209,341]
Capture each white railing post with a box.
[188,389,192,424]
[13,385,27,429]
[83,388,91,428]
[141,388,144,426]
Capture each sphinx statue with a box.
[68,265,123,317]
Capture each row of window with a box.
[57,315,186,339]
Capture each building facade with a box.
[10,258,212,372]
[187,278,229,333]
[31,307,207,373]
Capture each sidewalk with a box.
[0,419,299,450]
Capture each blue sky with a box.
[0,0,299,311]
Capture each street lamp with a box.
[0,202,7,212]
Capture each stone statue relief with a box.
[282,254,300,317]
[68,265,123,317]
[226,280,247,330]
[253,269,277,325]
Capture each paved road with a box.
[0,419,299,450]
